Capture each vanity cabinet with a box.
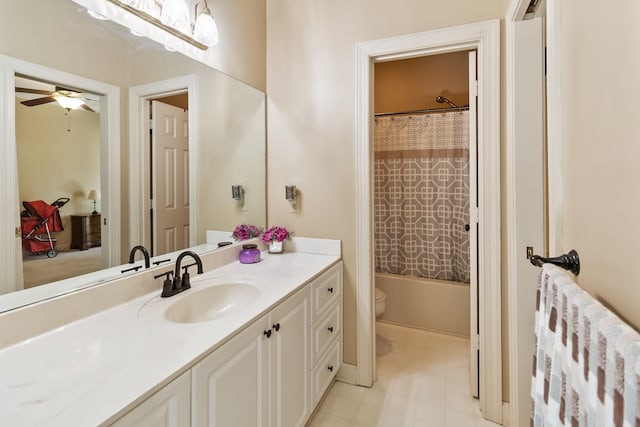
[110,370,191,427]
[113,261,341,427]
[192,315,270,426]
[193,286,310,427]
[309,264,342,406]
[269,286,310,427]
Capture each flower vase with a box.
[269,240,283,254]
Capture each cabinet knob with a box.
[264,329,272,338]
[327,365,334,372]
[273,323,281,332]
[328,287,334,293]
[327,326,334,333]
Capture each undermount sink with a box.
[165,281,261,323]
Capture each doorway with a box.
[355,20,502,423]
[149,96,190,256]
[16,74,103,287]
[0,54,121,294]
[128,76,197,255]
[372,50,479,397]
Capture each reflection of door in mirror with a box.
[15,75,104,288]
[151,97,189,256]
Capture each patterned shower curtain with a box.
[374,111,470,283]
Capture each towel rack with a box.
[530,249,581,276]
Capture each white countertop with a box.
[0,249,340,426]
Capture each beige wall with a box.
[375,51,471,113]
[558,1,640,329]
[16,101,100,250]
[266,0,508,368]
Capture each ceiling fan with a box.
[15,86,96,112]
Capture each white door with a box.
[192,315,270,427]
[468,50,480,398]
[269,288,310,427]
[511,17,546,427]
[152,100,189,256]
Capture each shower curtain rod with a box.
[374,106,469,117]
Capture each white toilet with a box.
[375,288,386,317]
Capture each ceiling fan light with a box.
[194,13,219,47]
[54,95,85,110]
[160,0,191,34]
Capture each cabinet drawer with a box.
[311,263,342,319]
[311,303,341,364]
[311,341,341,407]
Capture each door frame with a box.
[0,54,121,292]
[355,19,502,422]
[129,76,197,252]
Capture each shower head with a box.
[435,96,459,108]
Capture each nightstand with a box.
[70,214,101,250]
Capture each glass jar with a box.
[239,244,261,264]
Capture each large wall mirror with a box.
[0,0,266,312]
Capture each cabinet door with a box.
[192,315,270,427]
[110,370,190,427]
[269,287,310,427]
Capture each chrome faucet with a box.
[154,250,204,298]
[128,245,150,269]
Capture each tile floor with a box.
[307,322,500,427]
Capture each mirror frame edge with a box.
[0,54,121,294]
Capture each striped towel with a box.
[530,264,640,427]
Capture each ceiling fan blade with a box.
[81,103,96,113]
[15,87,52,96]
[21,96,56,107]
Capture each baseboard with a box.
[337,362,357,384]
[501,401,510,426]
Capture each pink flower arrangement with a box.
[231,224,263,241]
[261,226,293,243]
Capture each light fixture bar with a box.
[105,0,208,50]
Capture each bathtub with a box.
[375,272,470,337]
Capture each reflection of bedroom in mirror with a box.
[15,75,103,288]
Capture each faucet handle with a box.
[180,263,198,290]
[154,270,175,298]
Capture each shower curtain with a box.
[374,111,470,283]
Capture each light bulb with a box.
[194,13,219,47]
[160,0,191,34]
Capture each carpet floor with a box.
[22,247,102,288]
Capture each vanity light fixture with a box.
[193,0,219,47]
[285,185,297,202]
[160,0,191,35]
[104,0,219,50]
[231,185,244,201]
